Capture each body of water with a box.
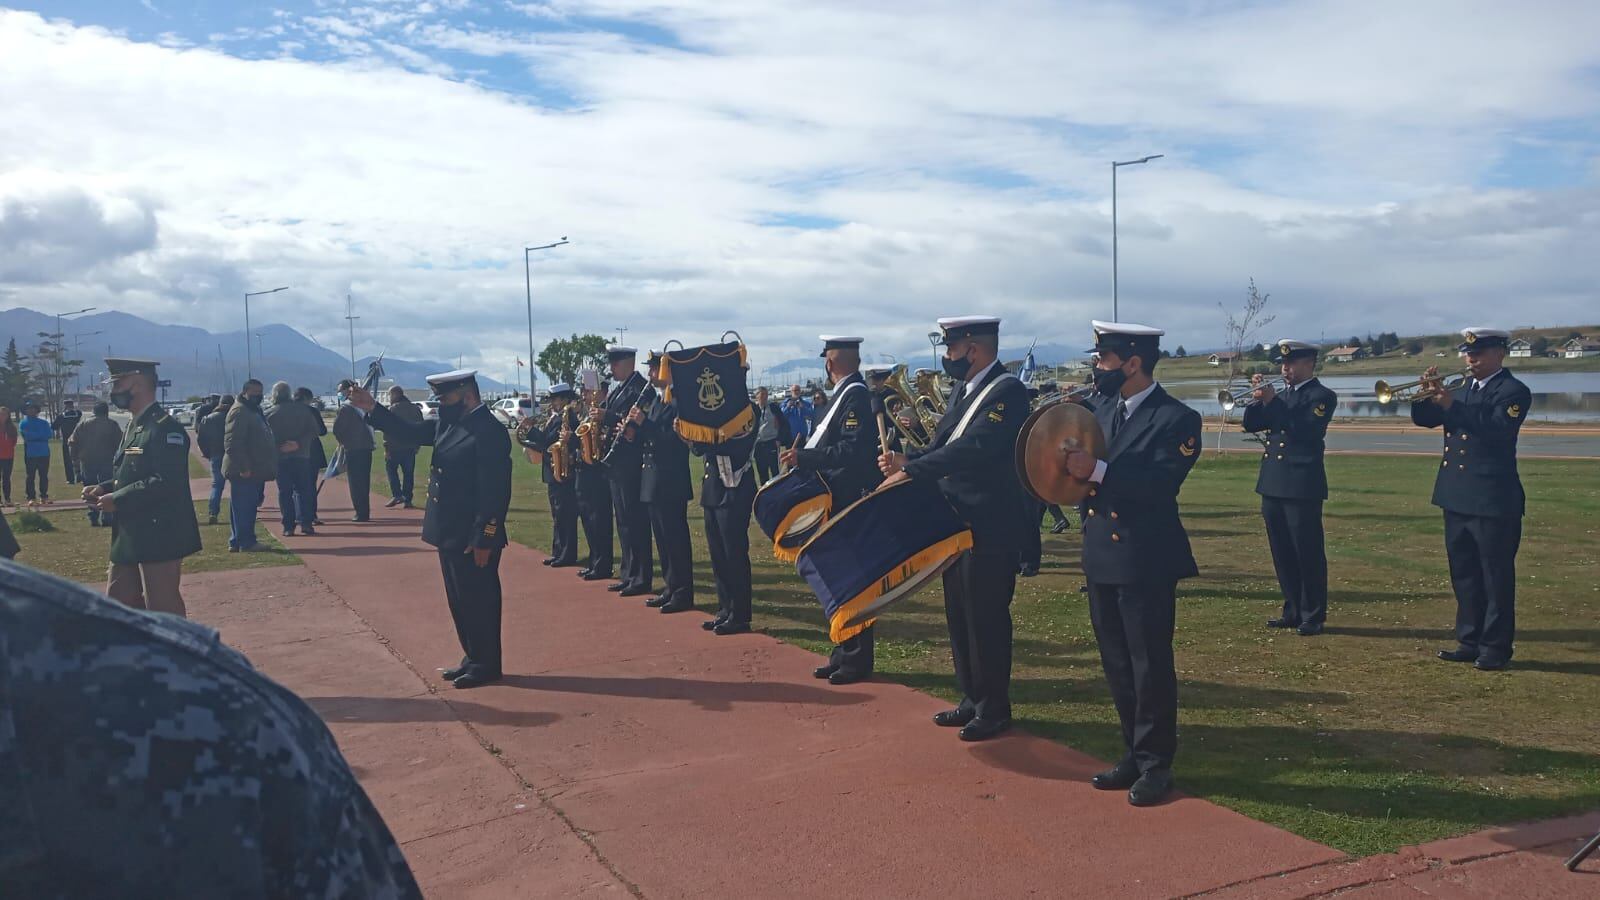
[1165,372,1600,422]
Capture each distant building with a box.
[1327,346,1366,363]
[1207,351,1240,366]
[1508,338,1533,359]
[1562,337,1600,359]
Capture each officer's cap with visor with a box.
[1089,321,1164,362]
[1456,328,1510,353]
[425,369,478,396]
[935,316,1001,345]
[1272,339,1319,363]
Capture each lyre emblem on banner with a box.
[697,367,726,411]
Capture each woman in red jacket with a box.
[0,406,17,507]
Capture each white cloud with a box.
[0,3,1596,383]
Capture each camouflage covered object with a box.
[0,561,421,899]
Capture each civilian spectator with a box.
[0,407,15,507]
[52,399,83,484]
[333,379,375,522]
[780,384,812,443]
[196,395,233,525]
[383,386,423,509]
[19,402,52,506]
[751,386,792,483]
[222,379,276,552]
[67,402,123,528]
[266,381,321,537]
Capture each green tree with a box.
[29,331,83,417]
[536,333,611,385]
[0,338,33,410]
[1530,336,1550,355]
[1174,345,1187,358]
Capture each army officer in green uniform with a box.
[82,358,202,617]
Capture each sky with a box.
[2,1,1598,383]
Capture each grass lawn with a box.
[453,442,1599,856]
[12,499,298,583]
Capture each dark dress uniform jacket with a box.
[639,398,692,504]
[902,364,1030,551]
[1081,385,1202,585]
[99,404,202,565]
[699,406,759,507]
[519,408,573,486]
[367,402,512,552]
[1410,369,1530,518]
[602,371,649,471]
[1241,378,1336,500]
[794,373,882,504]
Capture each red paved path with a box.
[184,483,1600,898]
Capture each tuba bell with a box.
[880,364,932,448]
[912,368,946,433]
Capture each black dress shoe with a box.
[959,717,1011,742]
[645,595,670,608]
[713,620,750,634]
[933,708,976,728]
[385,497,403,508]
[351,515,370,522]
[1128,769,1174,807]
[582,571,612,581]
[452,671,502,689]
[813,663,840,680]
[442,665,469,681]
[1296,624,1323,636]
[301,526,317,536]
[543,558,556,566]
[1091,761,1140,791]
[660,600,695,614]
[1266,617,1298,629]
[1474,657,1509,671]
[550,560,578,568]
[1437,647,1477,662]
[828,669,868,685]
[703,617,728,632]
[620,586,652,597]
[1019,563,1039,578]
[607,583,626,592]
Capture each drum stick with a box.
[876,412,891,456]
[783,433,802,473]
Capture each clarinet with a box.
[599,383,658,466]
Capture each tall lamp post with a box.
[244,286,288,379]
[52,308,95,413]
[344,293,360,379]
[523,237,569,397]
[254,332,265,372]
[71,330,105,395]
[927,331,941,372]
[1111,154,1162,321]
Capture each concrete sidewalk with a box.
[185,485,1600,898]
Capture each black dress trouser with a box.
[943,549,1018,721]
[345,448,372,519]
[704,494,754,624]
[611,473,652,590]
[576,468,613,575]
[546,480,578,564]
[440,546,503,678]
[650,499,694,605]
[1443,511,1521,662]
[1261,496,1328,628]
[1021,495,1043,569]
[1086,580,1178,773]
[753,441,780,484]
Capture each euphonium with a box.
[880,364,931,447]
[912,368,945,433]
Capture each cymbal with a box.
[1015,399,1106,505]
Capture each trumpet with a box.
[1374,368,1469,404]
[1217,378,1287,412]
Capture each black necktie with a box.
[1110,399,1127,441]
[950,382,966,408]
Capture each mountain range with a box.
[0,307,511,399]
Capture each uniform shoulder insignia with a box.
[1313,403,1328,417]
[1178,435,1197,456]
[166,432,186,445]
[1507,403,1522,419]
[987,408,1004,423]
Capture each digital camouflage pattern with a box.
[0,562,421,899]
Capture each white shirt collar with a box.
[963,358,1000,389]
[1118,381,1159,417]
[828,371,863,399]
[1473,368,1505,389]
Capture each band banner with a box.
[661,340,752,444]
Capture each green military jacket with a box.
[99,404,202,564]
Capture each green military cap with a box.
[104,358,160,380]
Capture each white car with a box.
[167,403,199,426]
[490,397,535,428]
[419,399,440,422]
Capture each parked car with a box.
[419,399,440,422]
[490,397,535,428]
[166,402,199,426]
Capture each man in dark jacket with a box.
[223,380,277,552]
[517,383,579,567]
[52,400,84,484]
[636,352,695,613]
[266,382,321,536]
[66,402,123,527]
[383,386,424,508]
[783,337,883,684]
[348,370,512,689]
[333,380,375,522]
[196,395,233,525]
[1411,328,1531,672]
[593,346,652,596]
[1242,340,1338,636]
[880,319,1030,742]
[751,386,792,484]
[1063,322,1202,807]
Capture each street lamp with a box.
[49,308,95,413]
[1111,154,1163,321]
[244,286,288,379]
[71,331,105,394]
[523,237,569,396]
[254,332,266,370]
[927,331,941,371]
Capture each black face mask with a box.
[109,391,133,410]
[439,401,465,426]
[241,394,263,408]
[1093,365,1129,397]
[941,351,973,382]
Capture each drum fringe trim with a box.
[825,531,974,643]
[768,495,832,562]
[674,402,754,444]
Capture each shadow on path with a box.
[500,673,872,711]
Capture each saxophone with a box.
[549,407,575,482]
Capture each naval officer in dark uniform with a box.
[1411,327,1531,671]
[595,345,653,596]
[879,318,1030,741]
[1062,322,1202,806]
[635,351,695,613]
[1242,340,1338,636]
[349,369,512,689]
[519,382,579,567]
[695,398,759,634]
[783,336,884,684]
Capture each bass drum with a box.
[753,469,832,563]
[1015,397,1106,505]
[795,478,973,643]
